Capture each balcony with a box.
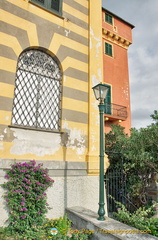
[104,102,128,121]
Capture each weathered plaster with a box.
[0,135,4,141]
[62,122,86,156]
[65,29,70,37]
[4,128,7,134]
[90,27,102,58]
[97,67,102,77]
[95,41,101,58]
[10,128,61,156]
[122,86,129,100]
[0,143,4,150]
[92,74,99,87]
[90,27,100,44]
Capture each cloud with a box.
[131,108,154,129]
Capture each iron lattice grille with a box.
[12,50,62,131]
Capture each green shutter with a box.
[31,0,61,14]
[37,0,44,4]
[104,85,111,115]
[51,0,60,12]
[32,0,45,6]
[105,43,112,57]
[105,13,113,25]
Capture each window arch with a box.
[12,49,62,131]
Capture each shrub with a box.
[110,196,158,237]
[1,160,54,238]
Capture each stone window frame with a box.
[11,49,62,132]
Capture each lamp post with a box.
[92,83,108,221]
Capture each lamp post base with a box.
[98,216,105,221]
[98,202,105,221]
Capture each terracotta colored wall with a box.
[102,10,133,134]
[102,12,132,42]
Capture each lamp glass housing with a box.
[92,83,108,101]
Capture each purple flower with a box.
[20,169,27,173]
[30,160,36,166]
[34,166,40,170]
[21,215,26,219]
[4,174,9,179]
[22,207,27,211]
[37,212,41,215]
[36,181,42,186]
[21,202,25,206]
[21,162,29,167]
[38,163,43,167]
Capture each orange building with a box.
[102,8,134,134]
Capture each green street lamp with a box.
[92,83,108,221]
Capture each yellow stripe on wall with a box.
[6,0,88,39]
[74,0,88,8]
[62,57,88,72]
[0,57,16,73]
[0,9,39,46]
[62,120,88,134]
[0,110,12,125]
[0,82,14,98]
[0,32,23,57]
[49,33,88,55]
[62,97,88,113]
[63,76,88,92]
[63,3,88,22]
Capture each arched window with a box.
[12,49,62,131]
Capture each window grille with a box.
[12,49,62,131]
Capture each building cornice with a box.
[102,27,132,49]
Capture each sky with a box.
[102,0,158,129]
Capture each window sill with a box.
[8,125,65,134]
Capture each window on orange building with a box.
[105,13,113,25]
[105,42,113,57]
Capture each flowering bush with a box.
[2,160,54,237]
[1,161,92,240]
